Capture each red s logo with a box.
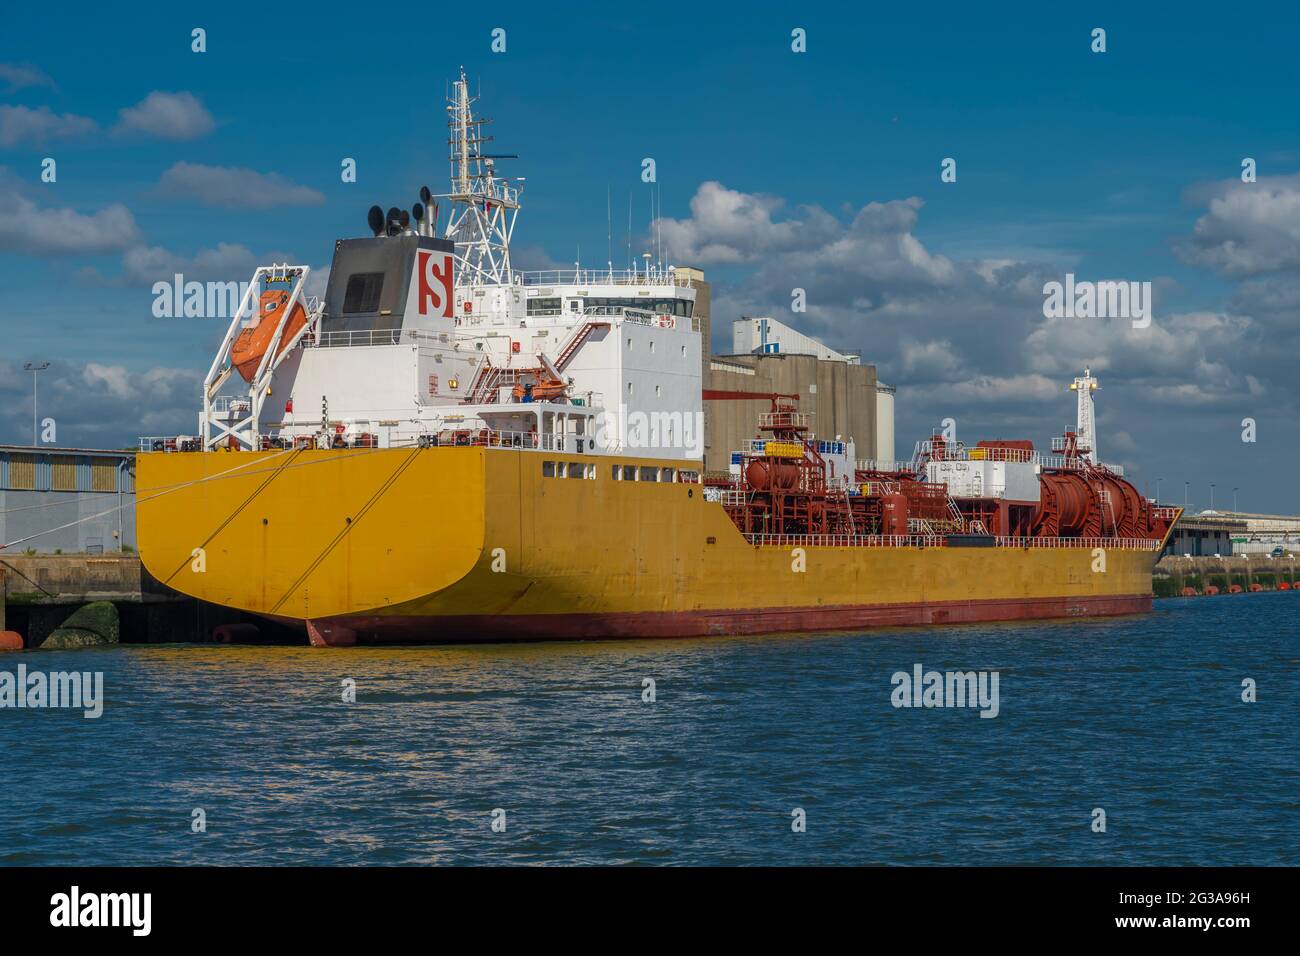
[416,250,454,318]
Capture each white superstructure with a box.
[197,71,703,461]
[731,316,860,364]
[1070,367,1099,464]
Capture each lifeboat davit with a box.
[231,290,309,382]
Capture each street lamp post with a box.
[23,362,49,446]
[1210,483,1216,512]
[1233,487,1239,513]
[1156,477,1163,503]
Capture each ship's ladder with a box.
[554,320,610,372]
[946,496,967,532]
[464,360,502,405]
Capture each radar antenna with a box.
[434,67,522,288]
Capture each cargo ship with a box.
[134,73,1179,646]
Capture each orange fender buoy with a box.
[1228,584,1243,594]
[0,630,24,651]
[1179,587,1198,597]
[1280,581,1292,591]
[1205,585,1220,595]
[1249,583,1264,592]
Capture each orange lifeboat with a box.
[511,373,568,402]
[231,290,309,382]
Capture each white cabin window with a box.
[639,466,659,482]
[627,381,633,395]
[661,468,676,482]
[649,340,655,354]
[655,385,662,397]
[542,461,557,477]
[627,337,633,350]
[612,465,623,480]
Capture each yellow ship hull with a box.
[135,447,1164,645]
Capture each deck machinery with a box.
[710,395,1173,546]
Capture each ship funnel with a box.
[418,186,433,237]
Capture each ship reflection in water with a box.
[2,594,1294,866]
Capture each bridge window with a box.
[527,297,561,315]
[342,273,384,314]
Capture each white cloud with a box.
[115,91,214,141]
[0,358,201,447]
[1176,174,1300,277]
[154,162,324,208]
[687,177,1284,472]
[0,182,139,255]
[0,104,96,146]
[78,241,320,291]
[899,338,961,378]
[119,242,268,285]
[0,63,55,92]
[658,181,840,264]
[944,373,1062,403]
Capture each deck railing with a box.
[518,268,693,287]
[741,532,1162,550]
[994,536,1161,550]
[745,533,943,548]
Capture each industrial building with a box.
[1204,511,1300,555]
[1161,513,1247,558]
[0,446,136,554]
[702,316,892,474]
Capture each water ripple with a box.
[2,594,1297,864]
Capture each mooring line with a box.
[267,447,424,616]
[159,448,307,586]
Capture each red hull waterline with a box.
[301,593,1154,646]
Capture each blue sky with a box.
[2,1,1298,511]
